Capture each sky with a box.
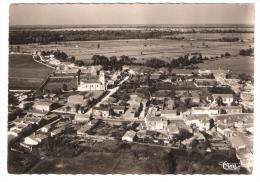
[9,3,255,25]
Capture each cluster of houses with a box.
[117,69,253,172]
[8,66,254,173]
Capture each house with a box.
[164,99,175,110]
[220,106,242,114]
[92,107,111,118]
[122,130,136,142]
[151,90,172,100]
[41,125,51,133]
[150,72,161,80]
[24,117,43,125]
[107,80,115,86]
[50,127,65,137]
[33,101,54,112]
[240,91,253,102]
[191,107,219,115]
[24,133,48,146]
[161,110,182,120]
[194,79,217,87]
[26,109,49,117]
[111,105,126,115]
[136,130,147,139]
[67,94,89,107]
[185,114,210,131]
[145,115,168,132]
[198,70,212,75]
[24,135,39,146]
[217,124,235,137]
[35,133,48,143]
[213,113,253,129]
[209,94,234,105]
[74,114,90,123]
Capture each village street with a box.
[84,75,130,116]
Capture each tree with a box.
[215,96,224,106]
[209,119,215,130]
[220,109,227,114]
[70,56,75,62]
[62,84,68,91]
[225,52,231,57]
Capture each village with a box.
[8,49,254,174]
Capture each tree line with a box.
[9,29,254,44]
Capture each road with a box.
[84,75,130,115]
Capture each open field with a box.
[27,143,174,174]
[198,56,254,76]
[9,54,54,89]
[13,36,253,63]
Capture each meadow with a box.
[9,54,54,89]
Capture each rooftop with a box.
[123,130,136,138]
[186,114,210,121]
[145,115,167,122]
[161,110,177,115]
[212,94,233,98]
[34,101,53,106]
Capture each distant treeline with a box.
[9,29,253,44]
[86,53,206,71]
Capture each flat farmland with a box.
[198,56,254,76]
[13,37,253,63]
[9,54,54,89]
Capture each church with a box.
[77,71,107,91]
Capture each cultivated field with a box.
[13,34,253,63]
[9,54,54,89]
